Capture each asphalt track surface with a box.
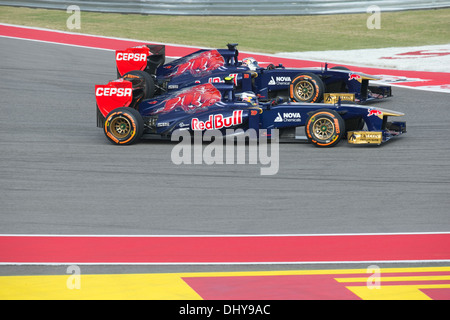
[1,36,450,277]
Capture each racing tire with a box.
[290,73,324,103]
[123,70,155,99]
[104,107,144,145]
[305,109,345,147]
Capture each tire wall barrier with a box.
[1,0,450,15]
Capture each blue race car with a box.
[115,44,392,104]
[95,78,405,147]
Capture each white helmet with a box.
[242,57,259,71]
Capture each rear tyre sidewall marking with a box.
[305,109,345,147]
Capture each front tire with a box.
[290,73,324,103]
[305,109,345,147]
[104,107,144,145]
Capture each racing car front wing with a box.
[347,120,406,145]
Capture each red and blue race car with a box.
[115,43,392,104]
[95,77,405,147]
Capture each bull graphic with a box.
[170,50,225,77]
[155,83,222,114]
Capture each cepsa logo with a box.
[116,52,147,62]
[96,87,133,97]
[191,110,243,130]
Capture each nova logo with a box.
[276,76,291,82]
[274,112,302,123]
[284,112,301,119]
[116,53,147,62]
[268,76,292,85]
[95,87,132,97]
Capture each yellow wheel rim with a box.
[294,80,314,101]
[312,117,335,140]
[110,116,131,139]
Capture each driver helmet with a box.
[242,57,259,71]
[238,92,258,106]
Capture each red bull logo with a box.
[191,110,243,131]
[368,108,383,117]
[349,74,362,81]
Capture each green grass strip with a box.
[1,6,449,53]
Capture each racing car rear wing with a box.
[95,79,134,127]
[116,44,165,77]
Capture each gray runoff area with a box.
[0,37,449,275]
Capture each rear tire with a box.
[104,107,144,145]
[123,70,155,99]
[305,109,345,147]
[290,73,324,103]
